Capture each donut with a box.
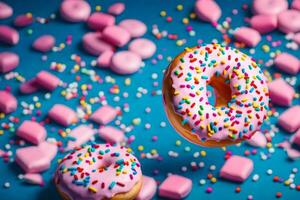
[54,144,142,200]
[163,44,269,147]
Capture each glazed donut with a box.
[163,44,269,147]
[54,144,142,200]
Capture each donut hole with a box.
[98,158,114,170]
[208,75,232,108]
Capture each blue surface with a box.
[0,0,300,199]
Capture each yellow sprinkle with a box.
[211,177,217,183]
[160,10,167,17]
[189,12,197,19]
[88,186,98,193]
[185,47,192,52]
[176,4,183,11]
[137,146,144,151]
[175,140,182,146]
[266,143,272,148]
[182,18,189,24]
[200,151,206,157]
[95,5,101,11]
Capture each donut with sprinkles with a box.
[163,43,269,147]
[54,143,142,200]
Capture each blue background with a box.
[0,0,299,199]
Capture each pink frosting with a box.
[54,144,142,200]
[170,44,269,142]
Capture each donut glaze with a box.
[54,144,142,200]
[163,44,269,146]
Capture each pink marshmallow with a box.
[292,129,300,146]
[268,78,295,106]
[111,51,142,75]
[252,0,288,15]
[0,52,19,73]
[65,125,95,151]
[15,141,57,173]
[48,104,77,126]
[32,35,55,52]
[129,38,156,59]
[278,106,300,133]
[247,131,267,148]
[102,25,131,47]
[23,173,44,186]
[292,0,300,10]
[0,25,19,45]
[234,27,261,47]
[87,12,115,30]
[97,50,114,68]
[278,141,300,160]
[194,0,221,23]
[108,2,125,16]
[98,126,125,144]
[250,14,277,34]
[159,175,192,199]
[17,120,47,145]
[90,105,117,125]
[293,32,300,44]
[60,0,91,23]
[136,176,157,200]
[19,78,40,94]
[0,2,13,19]
[0,91,17,114]
[119,19,147,38]
[14,14,33,27]
[35,70,60,91]
[278,9,300,33]
[274,53,299,75]
[220,155,253,182]
[82,32,115,56]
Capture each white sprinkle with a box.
[252,174,259,182]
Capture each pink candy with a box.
[35,70,60,91]
[102,25,131,47]
[278,9,300,33]
[247,131,267,148]
[108,2,125,15]
[90,105,117,125]
[19,78,40,94]
[292,129,300,146]
[234,27,261,47]
[0,91,17,114]
[119,19,147,38]
[48,104,77,126]
[17,120,47,145]
[0,25,19,45]
[0,52,19,73]
[194,0,221,23]
[293,33,300,44]
[87,12,115,30]
[65,125,95,151]
[96,50,114,68]
[32,35,55,52]
[274,53,299,75]
[252,0,288,15]
[98,126,125,144]
[292,0,300,10]
[0,1,13,19]
[220,156,253,182]
[14,14,33,27]
[129,38,156,59]
[278,106,300,133]
[159,175,192,199]
[111,51,142,74]
[60,0,91,22]
[136,176,157,200]
[250,14,277,34]
[23,173,44,186]
[15,141,57,173]
[82,32,115,56]
[268,78,295,106]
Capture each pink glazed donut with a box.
[163,44,269,147]
[54,144,142,200]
